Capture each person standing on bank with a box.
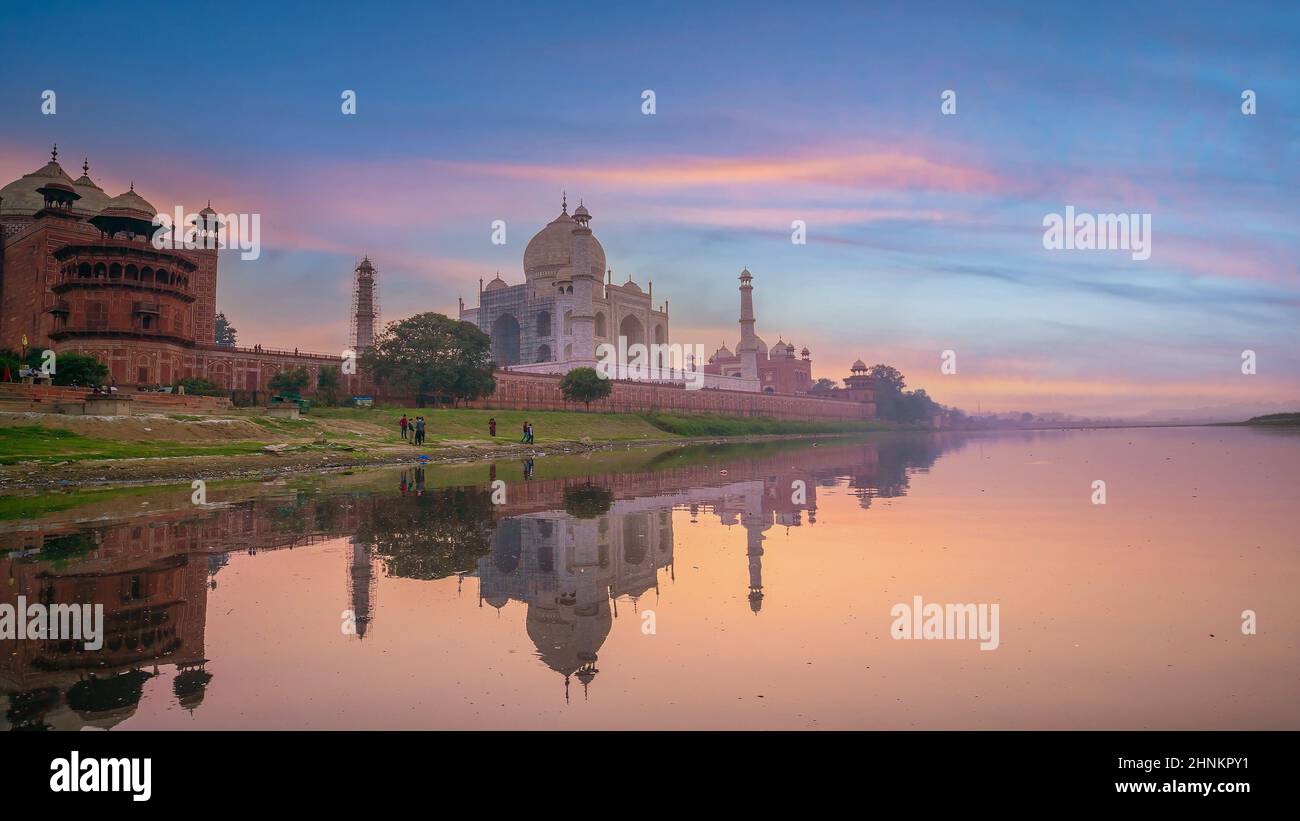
[416,416,426,446]
[489,417,496,437]
[400,414,409,441]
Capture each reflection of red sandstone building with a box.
[0,148,349,392]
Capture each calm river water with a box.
[2,427,1297,729]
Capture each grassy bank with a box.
[314,406,895,439]
[0,426,268,465]
[308,406,671,442]
[637,411,897,437]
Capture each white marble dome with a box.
[523,206,606,281]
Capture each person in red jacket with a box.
[399,414,409,441]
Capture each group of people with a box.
[400,413,536,447]
[399,414,427,445]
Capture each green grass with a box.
[0,482,193,520]
[308,406,896,443]
[310,406,672,442]
[636,412,895,437]
[246,416,320,433]
[0,426,269,464]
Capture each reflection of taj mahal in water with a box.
[472,469,822,698]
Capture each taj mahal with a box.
[459,196,817,395]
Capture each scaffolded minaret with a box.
[350,256,380,352]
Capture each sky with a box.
[1,1,1297,418]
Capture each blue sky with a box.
[2,0,1297,416]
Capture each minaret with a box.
[350,257,380,352]
[569,200,598,364]
[737,267,759,380]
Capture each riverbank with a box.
[0,407,901,491]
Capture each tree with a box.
[214,312,237,346]
[361,312,495,406]
[560,366,612,410]
[174,376,223,396]
[268,366,310,396]
[50,352,108,387]
[865,365,903,421]
[898,388,940,424]
[317,365,341,405]
[0,348,42,380]
[809,377,837,395]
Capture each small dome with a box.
[801,347,810,357]
[851,359,867,371]
[71,159,110,216]
[100,186,157,218]
[485,273,509,292]
[710,344,734,363]
[573,202,590,218]
[737,336,768,358]
[622,279,642,294]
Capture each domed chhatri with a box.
[89,184,159,239]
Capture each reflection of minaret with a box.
[737,268,758,380]
[348,537,376,639]
[737,479,775,613]
[743,517,766,613]
[569,518,603,698]
[350,257,380,353]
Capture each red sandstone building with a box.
[0,147,348,393]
